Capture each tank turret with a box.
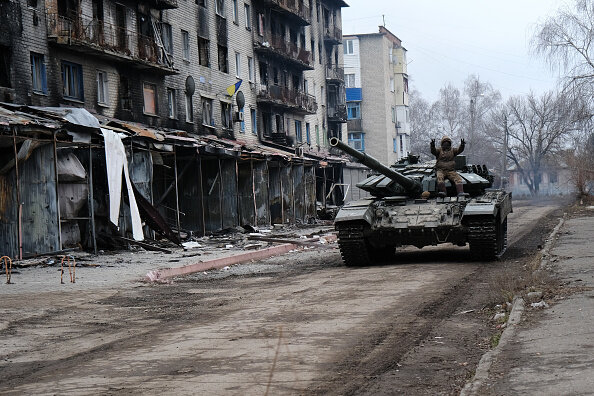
[329,137,423,197]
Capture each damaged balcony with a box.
[253,32,313,70]
[253,0,310,25]
[46,13,178,75]
[149,0,179,9]
[327,103,347,122]
[257,84,317,115]
[323,24,342,45]
[325,64,344,84]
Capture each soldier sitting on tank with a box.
[430,136,467,197]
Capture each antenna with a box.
[382,14,385,27]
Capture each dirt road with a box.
[0,199,567,395]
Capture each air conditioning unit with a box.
[295,146,304,157]
[234,111,244,122]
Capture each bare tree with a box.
[564,120,594,196]
[504,91,588,195]
[433,83,464,140]
[532,0,594,100]
[408,89,436,159]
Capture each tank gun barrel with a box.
[329,137,422,195]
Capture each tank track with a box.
[336,223,372,266]
[468,217,507,261]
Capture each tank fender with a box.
[334,203,374,225]
[462,203,497,217]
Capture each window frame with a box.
[232,0,238,24]
[250,108,257,134]
[345,73,355,88]
[202,98,214,127]
[348,132,365,152]
[61,61,84,101]
[221,101,233,130]
[235,51,241,78]
[218,45,228,73]
[247,56,254,82]
[167,88,177,119]
[185,92,194,123]
[142,82,158,116]
[295,120,302,143]
[305,122,311,145]
[215,0,225,16]
[197,36,210,67]
[181,30,190,61]
[244,3,251,30]
[344,39,354,55]
[30,52,47,94]
[347,102,360,120]
[97,70,109,105]
[161,22,173,55]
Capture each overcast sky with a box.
[341,0,571,102]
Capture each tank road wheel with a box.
[468,216,508,261]
[336,223,373,266]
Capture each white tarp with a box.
[101,128,144,241]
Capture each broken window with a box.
[0,46,12,88]
[143,82,157,115]
[167,88,177,118]
[198,37,210,67]
[30,52,47,93]
[259,62,268,85]
[120,76,132,110]
[161,23,173,55]
[221,101,232,129]
[97,70,108,104]
[218,45,228,73]
[202,98,214,127]
[61,61,84,100]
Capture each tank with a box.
[329,137,513,266]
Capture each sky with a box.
[341,0,572,102]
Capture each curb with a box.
[460,214,567,396]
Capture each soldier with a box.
[430,136,467,197]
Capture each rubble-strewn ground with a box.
[0,198,570,395]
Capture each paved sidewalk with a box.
[478,213,594,395]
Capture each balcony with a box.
[323,24,342,45]
[325,64,344,84]
[46,13,178,75]
[327,104,347,122]
[253,31,313,70]
[253,0,310,25]
[257,84,317,114]
[149,0,178,9]
[347,118,362,132]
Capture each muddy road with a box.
[0,199,567,395]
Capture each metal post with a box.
[235,159,241,226]
[199,157,205,236]
[88,143,97,255]
[173,148,181,240]
[53,132,62,251]
[218,159,223,230]
[280,165,284,224]
[12,128,22,260]
[265,160,271,225]
[251,159,257,226]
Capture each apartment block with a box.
[343,26,410,165]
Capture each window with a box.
[295,120,302,142]
[344,39,354,54]
[403,76,409,93]
[242,3,251,29]
[198,37,210,67]
[315,124,320,146]
[390,77,395,92]
[61,61,84,101]
[311,39,315,62]
[218,45,228,73]
[221,101,232,129]
[251,108,257,134]
[549,171,558,184]
[235,52,241,77]
[393,138,397,153]
[318,43,322,64]
[232,0,238,23]
[196,0,206,5]
[247,56,254,82]
[161,23,173,55]
[202,98,214,126]
[240,109,245,132]
[306,123,311,145]
[400,135,404,156]
[181,30,190,60]
[257,13,265,36]
[97,70,108,105]
[304,79,308,94]
[30,53,47,94]
[142,82,157,115]
[391,106,396,123]
[215,0,224,16]
[348,132,365,151]
[167,88,177,118]
[347,102,360,120]
[0,46,11,88]
[185,92,194,122]
[345,73,355,88]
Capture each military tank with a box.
[329,137,512,266]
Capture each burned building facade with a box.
[0,0,348,258]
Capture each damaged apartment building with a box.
[0,0,366,258]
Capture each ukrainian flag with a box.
[226,80,243,96]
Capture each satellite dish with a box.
[185,76,195,95]
[236,90,245,110]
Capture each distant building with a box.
[507,164,574,197]
[343,26,410,165]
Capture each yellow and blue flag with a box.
[226,79,242,96]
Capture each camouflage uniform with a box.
[430,136,466,196]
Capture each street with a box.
[0,199,567,395]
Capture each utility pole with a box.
[500,114,508,189]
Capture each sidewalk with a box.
[472,212,594,395]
